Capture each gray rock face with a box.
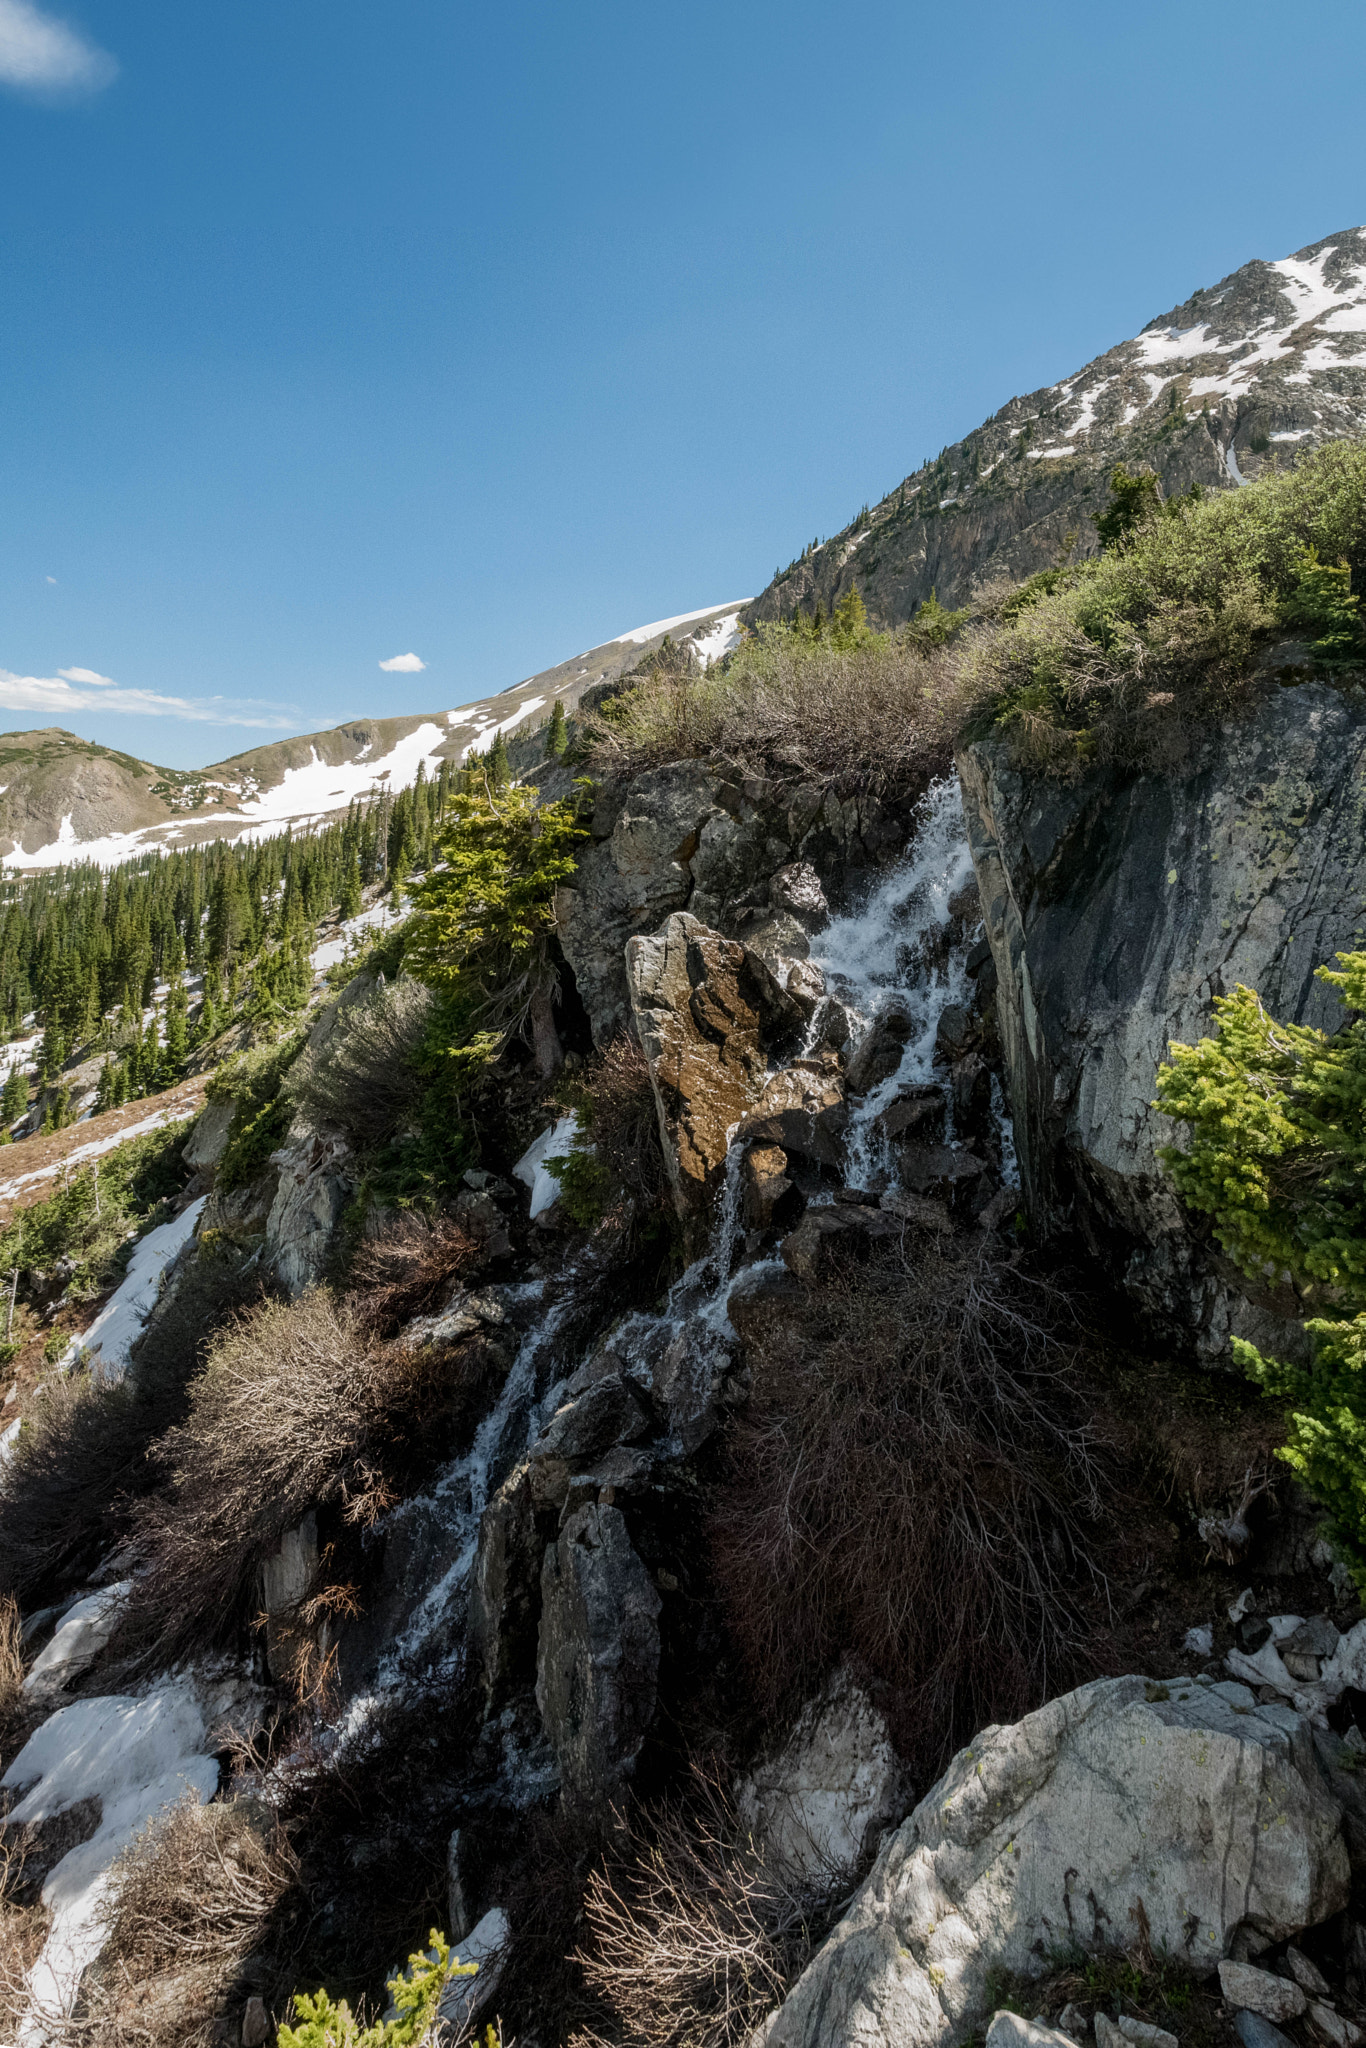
[182,1097,235,1176]
[957,681,1366,1356]
[265,1126,352,1297]
[763,1674,1349,2048]
[536,1503,662,1808]
[627,913,803,1221]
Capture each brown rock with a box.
[879,1086,946,1146]
[627,913,803,1219]
[742,1144,802,1231]
[737,1064,847,1169]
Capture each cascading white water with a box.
[807,775,978,1190]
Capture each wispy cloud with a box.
[0,0,117,95]
[380,651,425,672]
[0,667,298,729]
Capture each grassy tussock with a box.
[709,1236,1107,1775]
[116,1289,464,1670]
[583,626,970,794]
[965,439,1366,772]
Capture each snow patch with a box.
[689,610,744,668]
[513,1116,582,1220]
[310,899,406,972]
[612,602,752,647]
[59,1198,205,1382]
[0,1103,198,1202]
[2,1684,219,2031]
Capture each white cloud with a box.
[0,0,117,94]
[379,651,425,672]
[0,668,298,728]
[45,575,56,585]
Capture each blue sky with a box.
[4,0,1366,768]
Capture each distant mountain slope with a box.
[744,226,1366,630]
[0,602,747,868]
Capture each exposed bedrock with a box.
[761,1673,1350,2048]
[957,680,1366,1359]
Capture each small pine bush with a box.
[1156,951,1366,1588]
[278,1931,481,2048]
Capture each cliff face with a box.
[744,227,1366,632]
[957,678,1366,1359]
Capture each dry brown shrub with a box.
[557,1034,669,1227]
[709,1235,1108,1775]
[0,1244,267,1607]
[116,1289,465,1670]
[583,631,971,795]
[570,1765,844,2048]
[346,1208,482,1335]
[0,1593,20,1717]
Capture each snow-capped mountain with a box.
[0,602,747,869]
[747,226,1366,629]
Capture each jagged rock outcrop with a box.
[558,762,915,1044]
[536,1502,662,1808]
[628,912,803,1220]
[761,1674,1350,2048]
[958,679,1366,1358]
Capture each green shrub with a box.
[0,1119,190,1299]
[1155,951,1366,1588]
[966,438,1366,773]
[279,1931,482,2048]
[289,977,433,1151]
[210,1033,305,1191]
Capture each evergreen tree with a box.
[1156,951,1366,1590]
[163,978,188,1075]
[340,850,363,922]
[2,1065,27,1126]
[545,701,568,759]
[1095,462,1163,550]
[487,732,511,789]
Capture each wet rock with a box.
[742,1145,801,1232]
[446,1827,473,1944]
[770,861,830,929]
[628,913,804,1220]
[528,1377,652,1509]
[845,997,917,1095]
[762,1673,1350,2048]
[934,1004,972,1059]
[740,910,812,975]
[811,996,856,1055]
[951,1050,994,1145]
[536,1503,662,1809]
[879,1085,946,1147]
[736,1667,907,1885]
[737,1063,847,1170]
[725,1259,805,1344]
[469,1466,541,1715]
[897,1142,993,1217]
[785,960,826,1019]
[1218,1962,1307,2023]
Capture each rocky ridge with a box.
[744,227,1366,630]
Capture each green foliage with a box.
[404,780,588,1085]
[279,1930,479,2048]
[545,699,569,759]
[967,439,1366,774]
[1279,542,1363,665]
[1095,462,1163,550]
[907,589,970,647]
[211,1033,306,1192]
[543,1144,612,1227]
[1156,952,1366,1588]
[0,1119,191,1299]
[1,1065,28,1126]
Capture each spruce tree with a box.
[545,701,568,759]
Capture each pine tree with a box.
[487,732,511,789]
[2,1065,27,1126]
[164,978,188,1075]
[340,851,363,922]
[545,700,568,760]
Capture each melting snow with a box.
[310,899,406,972]
[0,1104,198,1203]
[2,1684,219,2032]
[690,610,745,668]
[612,602,752,646]
[59,1198,205,1382]
[513,1116,582,1220]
